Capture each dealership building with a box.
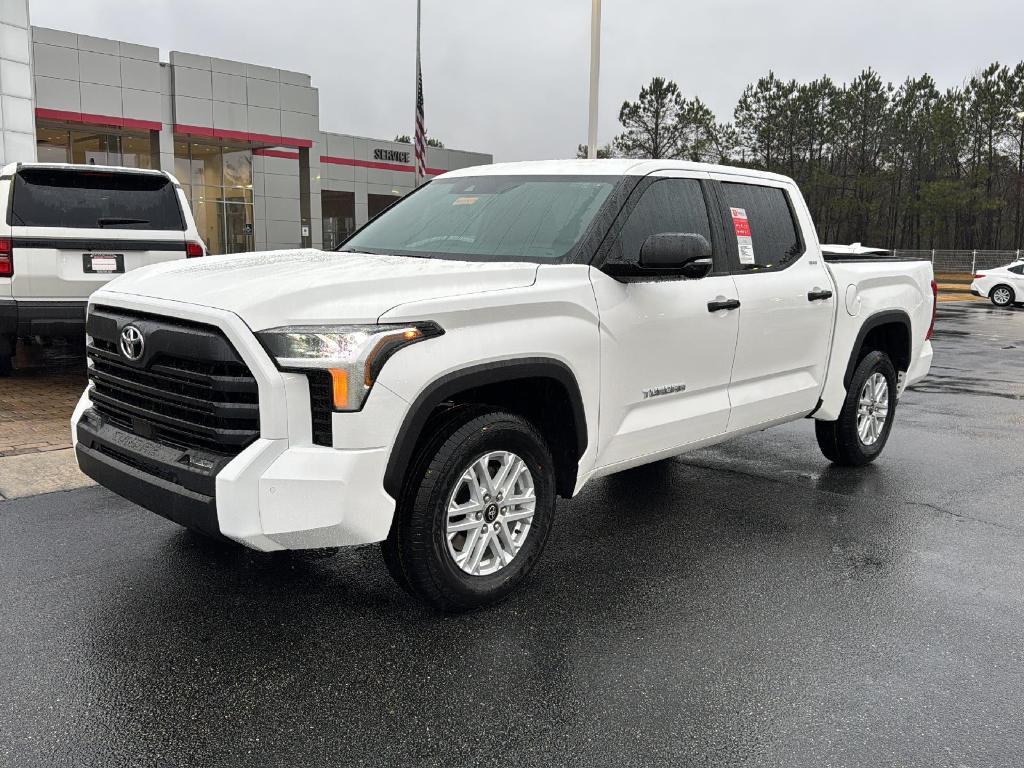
[0,0,491,253]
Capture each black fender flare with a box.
[383,358,588,499]
[842,309,912,389]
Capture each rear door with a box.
[8,167,187,300]
[709,174,835,432]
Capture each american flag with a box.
[414,40,426,186]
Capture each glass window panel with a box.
[11,167,184,230]
[322,190,356,249]
[719,183,804,270]
[190,194,223,255]
[221,186,253,205]
[345,177,615,262]
[189,142,223,188]
[104,134,122,166]
[223,148,252,188]
[70,131,105,165]
[120,133,152,169]
[173,140,190,183]
[35,127,70,163]
[222,202,254,254]
[614,179,713,265]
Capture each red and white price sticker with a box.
[730,207,755,265]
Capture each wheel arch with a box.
[383,358,588,499]
[843,310,913,389]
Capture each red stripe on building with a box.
[36,108,161,132]
[253,148,300,160]
[319,155,444,176]
[174,124,313,149]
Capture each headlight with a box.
[257,322,443,411]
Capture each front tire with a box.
[990,284,1015,307]
[815,351,898,466]
[381,409,556,612]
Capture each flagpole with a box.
[414,0,423,187]
[587,0,601,159]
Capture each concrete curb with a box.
[0,448,95,501]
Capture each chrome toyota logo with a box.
[119,325,145,361]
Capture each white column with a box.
[0,0,37,165]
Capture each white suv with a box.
[72,160,934,611]
[0,162,205,375]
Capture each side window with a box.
[719,182,803,271]
[612,178,712,265]
[1008,264,1024,275]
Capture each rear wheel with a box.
[990,284,1015,307]
[815,351,897,466]
[381,409,555,612]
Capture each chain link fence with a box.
[891,249,1023,274]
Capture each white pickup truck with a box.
[72,160,935,611]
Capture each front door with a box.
[591,173,740,470]
[710,175,835,432]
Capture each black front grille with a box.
[86,306,260,456]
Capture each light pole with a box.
[587,0,602,159]
[1015,111,1024,248]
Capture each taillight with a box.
[0,238,12,278]
[185,241,205,258]
[926,279,938,340]
[974,273,986,279]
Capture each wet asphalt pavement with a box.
[2,303,1023,768]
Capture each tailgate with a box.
[10,232,186,299]
[8,167,187,300]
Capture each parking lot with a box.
[1,301,1022,767]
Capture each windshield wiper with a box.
[97,217,149,227]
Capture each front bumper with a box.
[71,292,404,551]
[0,298,87,338]
[74,394,397,551]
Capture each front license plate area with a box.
[82,253,125,274]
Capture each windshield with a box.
[339,175,617,262]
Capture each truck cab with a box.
[71,159,934,611]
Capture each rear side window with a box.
[719,182,803,270]
[10,169,184,231]
[611,178,712,264]
[1008,264,1024,275]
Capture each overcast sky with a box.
[30,0,1024,162]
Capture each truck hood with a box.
[97,249,539,330]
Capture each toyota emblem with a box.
[119,325,145,361]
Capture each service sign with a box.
[373,148,411,164]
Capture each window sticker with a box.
[730,207,755,265]
[452,196,478,206]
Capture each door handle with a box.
[707,299,741,312]
[807,289,833,302]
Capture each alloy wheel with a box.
[445,451,536,576]
[856,372,890,446]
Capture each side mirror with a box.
[639,233,713,275]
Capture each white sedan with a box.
[971,261,1024,307]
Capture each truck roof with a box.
[440,158,796,184]
[1,161,176,182]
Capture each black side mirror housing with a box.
[639,233,713,272]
